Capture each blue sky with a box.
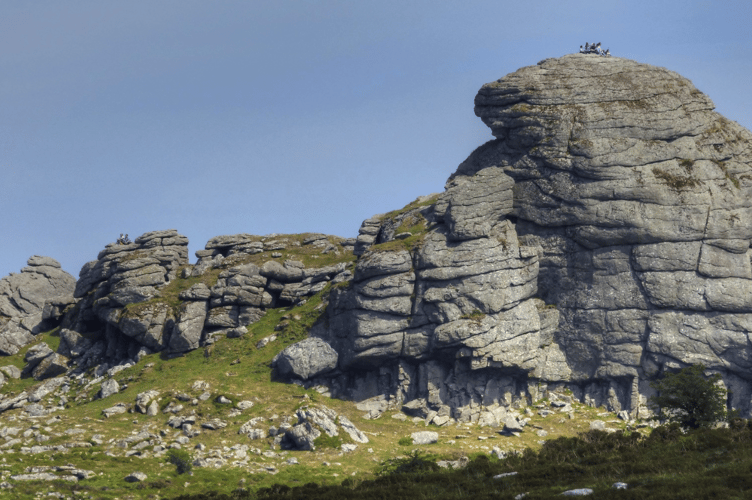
[2,1,751,278]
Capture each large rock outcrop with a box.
[281,54,752,422]
[24,231,353,378]
[65,230,190,363]
[187,233,352,349]
[0,257,76,355]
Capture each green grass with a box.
[170,424,752,500]
[8,226,752,499]
[459,310,485,323]
[378,195,440,224]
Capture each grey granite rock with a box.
[0,256,76,354]
[99,379,120,399]
[57,329,94,358]
[124,471,147,482]
[275,337,338,380]
[283,421,320,451]
[168,301,208,353]
[0,365,20,379]
[410,431,438,444]
[307,55,752,422]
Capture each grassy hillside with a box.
[8,306,749,500]
[0,287,640,500]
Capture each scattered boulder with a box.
[502,416,525,434]
[589,421,606,431]
[338,415,369,444]
[236,400,254,411]
[124,471,147,483]
[31,353,69,381]
[275,337,338,380]
[135,390,160,413]
[410,431,438,445]
[280,404,366,451]
[0,366,20,379]
[102,403,128,418]
[201,419,228,430]
[98,379,120,399]
[561,489,593,496]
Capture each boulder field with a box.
[3,54,752,423]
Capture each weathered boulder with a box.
[56,329,94,358]
[31,353,69,380]
[99,379,120,399]
[168,301,208,353]
[280,404,366,451]
[275,337,338,380]
[124,472,147,483]
[411,431,438,445]
[0,256,76,354]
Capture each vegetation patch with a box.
[714,160,741,189]
[459,310,485,323]
[379,195,439,224]
[368,214,434,254]
[649,364,732,429]
[652,167,700,191]
[208,425,752,500]
[313,433,344,450]
[167,448,193,475]
[678,158,694,172]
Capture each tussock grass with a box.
[226,424,752,500]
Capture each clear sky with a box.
[2,0,751,279]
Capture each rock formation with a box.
[7,230,353,377]
[0,256,75,355]
[65,229,190,366]
[280,54,752,422]
[3,54,752,425]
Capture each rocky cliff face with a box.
[279,54,752,423]
[0,256,75,355]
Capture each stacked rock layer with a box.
[0,257,75,355]
[280,54,752,423]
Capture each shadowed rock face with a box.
[0,257,76,355]
[284,55,752,422]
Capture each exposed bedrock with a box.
[21,231,353,378]
[63,230,190,366]
[282,54,752,422]
[0,256,76,355]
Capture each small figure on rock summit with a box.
[116,234,131,245]
[580,42,610,56]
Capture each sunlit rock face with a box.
[0,256,76,355]
[288,54,752,422]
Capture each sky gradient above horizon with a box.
[2,1,752,278]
